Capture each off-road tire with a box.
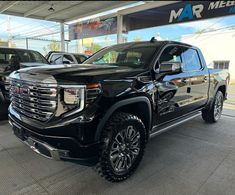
[202,90,224,123]
[96,112,147,182]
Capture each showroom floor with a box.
[0,110,235,195]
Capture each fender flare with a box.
[95,96,152,142]
[214,81,227,96]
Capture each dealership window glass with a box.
[85,43,159,68]
[182,48,201,71]
[214,61,230,69]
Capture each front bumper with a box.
[9,113,100,165]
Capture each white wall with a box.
[181,29,235,83]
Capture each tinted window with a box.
[63,54,75,64]
[0,49,17,65]
[74,54,87,63]
[182,48,201,71]
[0,49,19,72]
[85,43,159,68]
[159,46,182,64]
[17,50,48,64]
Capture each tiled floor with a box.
[0,111,235,195]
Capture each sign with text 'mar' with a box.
[125,1,235,31]
[69,1,235,40]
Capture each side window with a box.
[125,51,142,64]
[92,51,118,64]
[63,54,75,64]
[159,46,182,66]
[50,54,62,64]
[79,55,87,63]
[21,52,31,62]
[182,48,201,71]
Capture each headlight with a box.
[0,76,9,83]
[63,86,85,105]
[64,88,80,105]
[62,83,101,117]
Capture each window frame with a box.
[154,44,184,72]
[181,47,203,72]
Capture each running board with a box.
[150,112,201,138]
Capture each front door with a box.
[155,45,192,124]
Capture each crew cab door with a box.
[181,47,209,110]
[155,45,191,124]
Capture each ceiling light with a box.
[48,4,55,12]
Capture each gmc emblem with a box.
[12,86,29,95]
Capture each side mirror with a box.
[159,62,182,75]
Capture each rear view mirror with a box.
[159,62,182,75]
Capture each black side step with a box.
[150,111,201,138]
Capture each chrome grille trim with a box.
[10,79,57,122]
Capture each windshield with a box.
[0,48,48,72]
[84,43,159,68]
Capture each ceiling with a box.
[0,1,138,23]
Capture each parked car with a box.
[0,47,49,117]
[46,51,89,65]
[8,39,229,182]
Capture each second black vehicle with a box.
[0,47,49,118]
[8,40,229,182]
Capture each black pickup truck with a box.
[0,47,49,118]
[8,40,229,182]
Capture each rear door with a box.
[181,47,209,110]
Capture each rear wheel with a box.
[202,90,224,123]
[96,112,147,182]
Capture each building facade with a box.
[181,29,235,84]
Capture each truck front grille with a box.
[10,79,57,122]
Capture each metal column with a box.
[60,22,65,51]
[117,14,123,44]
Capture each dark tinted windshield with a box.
[16,50,48,64]
[0,48,48,72]
[84,43,159,68]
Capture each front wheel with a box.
[97,112,147,182]
[202,90,224,123]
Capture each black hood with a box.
[15,64,147,84]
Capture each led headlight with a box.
[63,86,85,105]
[64,88,80,105]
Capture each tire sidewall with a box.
[212,91,224,122]
[100,114,146,181]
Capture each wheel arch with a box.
[95,96,152,142]
[217,85,226,99]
